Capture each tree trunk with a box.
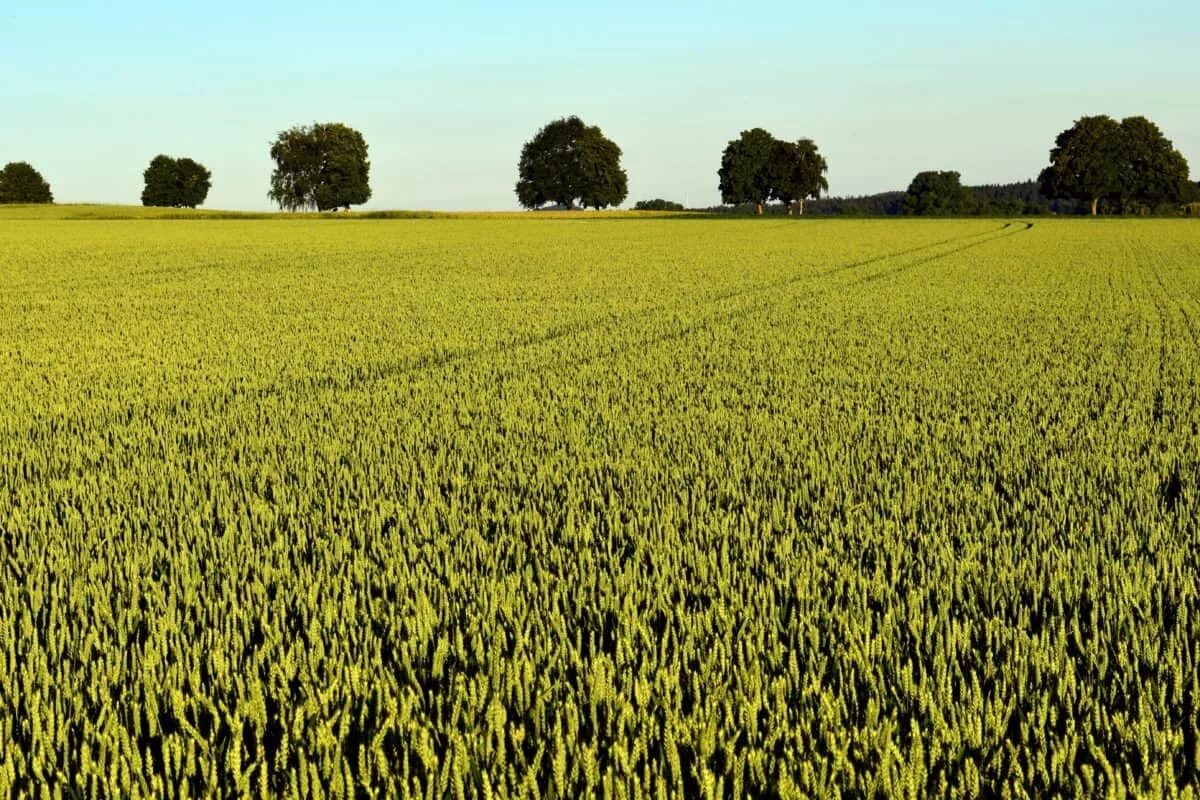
[1090,197,1098,216]
[564,199,575,211]
[755,203,763,216]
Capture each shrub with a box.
[633,198,684,211]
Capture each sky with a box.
[2,1,1197,210]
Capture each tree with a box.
[634,199,685,211]
[1118,116,1191,212]
[718,128,776,214]
[515,116,628,210]
[268,123,371,212]
[719,129,830,215]
[141,155,211,208]
[0,162,53,204]
[576,132,628,210]
[141,156,177,207]
[765,138,829,215]
[1039,116,1125,216]
[903,171,974,216]
[1041,115,1192,215]
[176,158,213,208]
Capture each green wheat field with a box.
[2,206,1198,798]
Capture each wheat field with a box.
[1,209,1198,797]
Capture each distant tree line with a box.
[633,199,685,211]
[3,113,1195,215]
[704,183,1082,217]
[575,113,1192,217]
[887,117,1192,216]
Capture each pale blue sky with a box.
[2,1,1196,210]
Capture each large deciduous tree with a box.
[718,128,776,214]
[0,162,53,204]
[1041,115,1192,215]
[766,138,829,215]
[1038,115,1124,216]
[719,129,830,215]
[1117,116,1191,212]
[141,155,212,208]
[903,171,974,216]
[268,123,371,212]
[515,116,628,210]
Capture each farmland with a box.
[1,209,1198,797]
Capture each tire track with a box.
[529,222,1035,373]
[9,222,1037,464]
[855,223,1031,286]
[708,222,1015,303]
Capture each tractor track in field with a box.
[546,221,1035,372]
[1141,251,1198,514]
[11,222,1036,453]
[708,222,1017,303]
[854,222,1033,286]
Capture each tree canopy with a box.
[718,128,776,213]
[1040,115,1191,215]
[718,129,829,214]
[268,123,371,212]
[0,162,53,204]
[141,155,212,208]
[766,138,829,215]
[515,116,628,210]
[633,198,685,211]
[903,171,974,216]
[1038,116,1125,216]
[1119,116,1192,212]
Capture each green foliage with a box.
[140,155,176,207]
[1040,115,1191,215]
[268,123,372,212]
[1,215,1199,797]
[719,130,829,214]
[633,199,685,211]
[141,155,212,208]
[765,138,829,214]
[717,127,776,209]
[176,159,212,209]
[0,161,53,203]
[1118,116,1192,211]
[1039,115,1125,215]
[515,116,628,210]
[903,170,974,215]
